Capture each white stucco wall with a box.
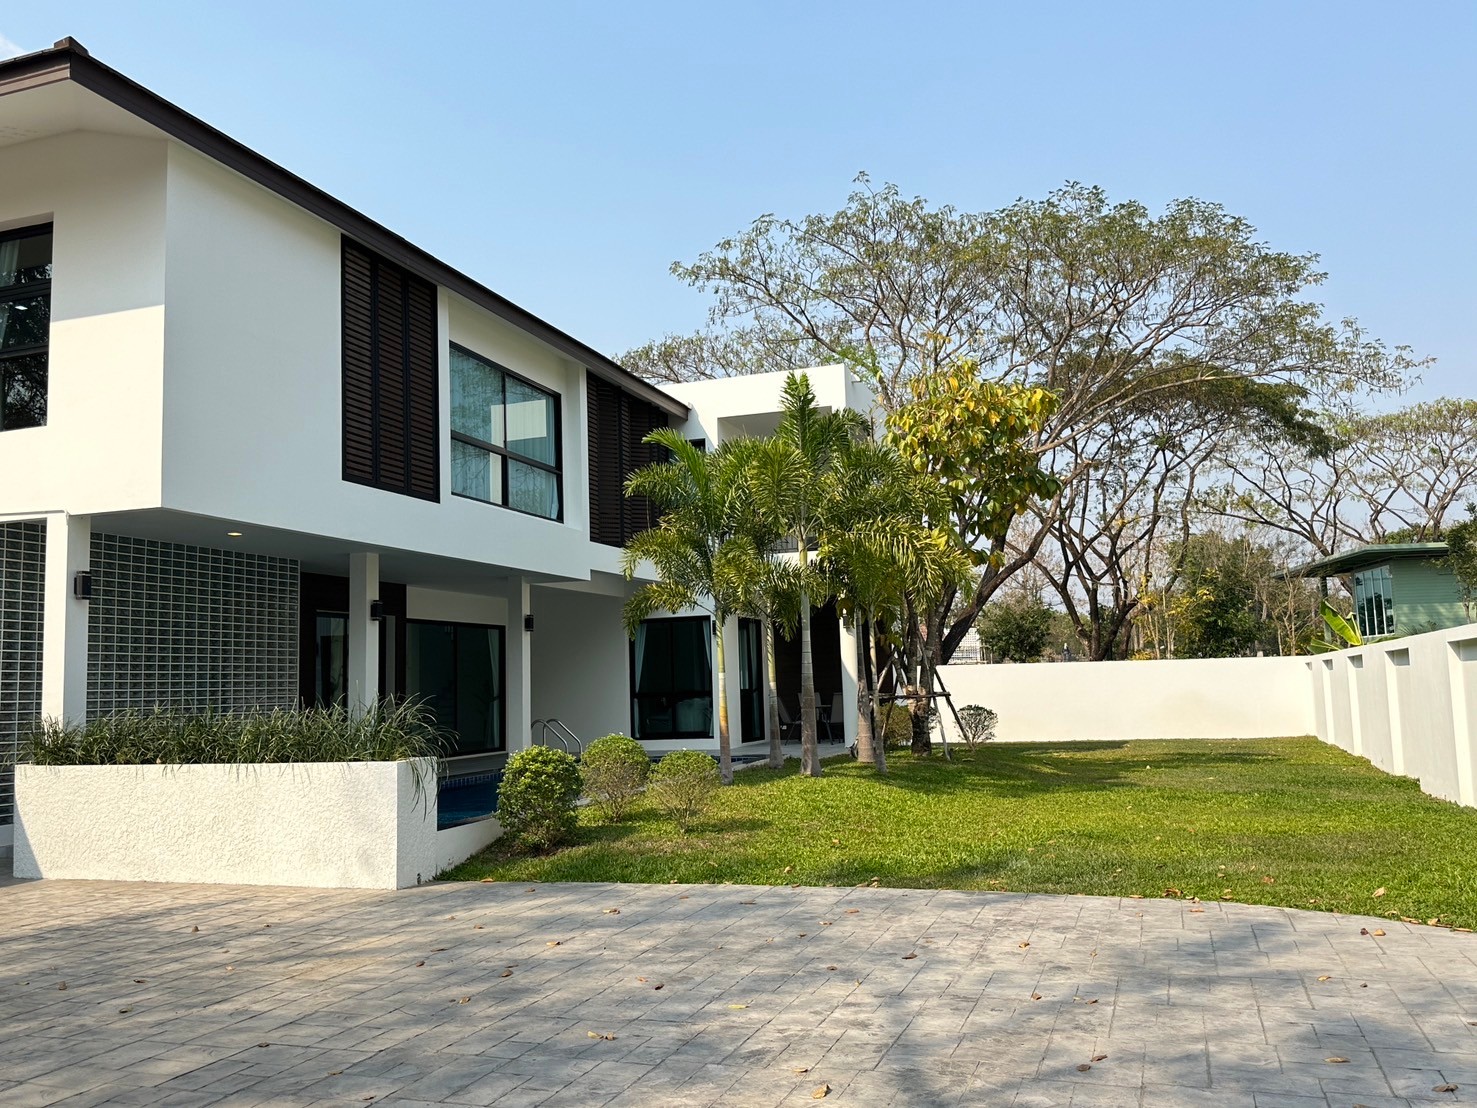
[936,656,1316,743]
[530,585,636,748]
[155,145,600,581]
[1312,624,1477,807]
[13,760,444,889]
[665,364,875,447]
[0,132,167,517]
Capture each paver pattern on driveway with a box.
[2,878,1476,1107]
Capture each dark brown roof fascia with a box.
[0,39,687,418]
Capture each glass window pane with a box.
[0,231,52,292]
[508,459,560,519]
[505,376,556,465]
[0,293,49,350]
[406,622,457,734]
[314,614,348,708]
[452,439,502,503]
[450,347,503,446]
[455,627,503,754]
[1,353,47,431]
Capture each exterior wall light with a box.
[369,600,385,621]
[73,571,92,600]
[524,614,535,632]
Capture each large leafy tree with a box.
[623,180,1421,666]
[622,432,768,785]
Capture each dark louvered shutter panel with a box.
[341,242,376,484]
[587,374,624,545]
[405,280,439,499]
[341,238,439,501]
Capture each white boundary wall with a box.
[937,655,1314,743]
[13,759,500,888]
[1310,623,1477,807]
[938,622,1477,808]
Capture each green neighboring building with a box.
[1283,542,1470,638]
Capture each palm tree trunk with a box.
[853,612,878,768]
[798,582,820,777]
[764,619,784,769]
[715,619,733,785]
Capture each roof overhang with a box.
[1277,542,1451,580]
[0,38,688,419]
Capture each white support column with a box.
[720,615,743,750]
[505,576,533,751]
[838,614,860,750]
[348,552,380,715]
[41,513,91,726]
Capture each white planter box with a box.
[12,759,474,889]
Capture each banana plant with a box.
[1310,598,1362,652]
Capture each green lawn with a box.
[443,738,1477,930]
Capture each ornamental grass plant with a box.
[22,701,444,768]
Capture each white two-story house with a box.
[0,39,873,855]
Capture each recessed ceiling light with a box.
[226,531,243,537]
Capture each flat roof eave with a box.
[1277,542,1451,580]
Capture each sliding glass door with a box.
[631,616,713,739]
[406,621,505,756]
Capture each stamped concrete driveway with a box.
[2,878,1476,1107]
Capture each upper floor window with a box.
[450,344,562,521]
[0,224,52,432]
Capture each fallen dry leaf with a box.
[1018,941,1030,949]
[636,976,648,983]
[821,921,833,926]
[57,983,66,991]
[811,1084,831,1099]
[845,908,859,915]
[1189,908,1205,914]
[473,925,484,930]
[257,1042,270,1048]
[454,997,471,1005]
[727,1004,749,1009]
[739,900,756,905]
[118,1007,131,1014]
[602,908,620,915]
[793,1067,810,1075]
[1031,992,1042,1000]
[1091,1054,1108,1062]
[654,983,664,990]
[414,961,425,967]
[191,926,199,933]
[500,971,512,978]
[783,865,793,874]
[1261,876,1276,885]
[586,1031,617,1041]
[327,1070,343,1076]
[826,965,837,971]
[1076,1063,1092,1072]
[132,979,146,984]
[1317,975,1332,982]
[1325,1056,1349,1064]
[479,876,494,883]
[902,953,918,960]
[1434,1083,1459,1092]
[1373,887,1387,898]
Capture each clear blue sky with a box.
[5,2,1473,398]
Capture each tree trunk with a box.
[764,619,784,769]
[797,542,820,777]
[715,619,733,785]
[852,612,878,768]
[907,686,931,755]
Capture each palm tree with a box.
[723,437,808,769]
[767,374,868,777]
[817,440,970,771]
[623,431,765,785]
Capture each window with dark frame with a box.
[0,224,53,432]
[450,344,562,521]
[406,620,506,756]
[630,616,713,739]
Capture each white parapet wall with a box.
[1310,623,1477,807]
[13,759,498,889]
[937,655,1316,743]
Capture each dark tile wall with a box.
[0,521,45,826]
[87,534,300,715]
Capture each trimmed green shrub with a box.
[648,749,720,833]
[498,746,582,850]
[580,734,650,821]
[957,704,998,747]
